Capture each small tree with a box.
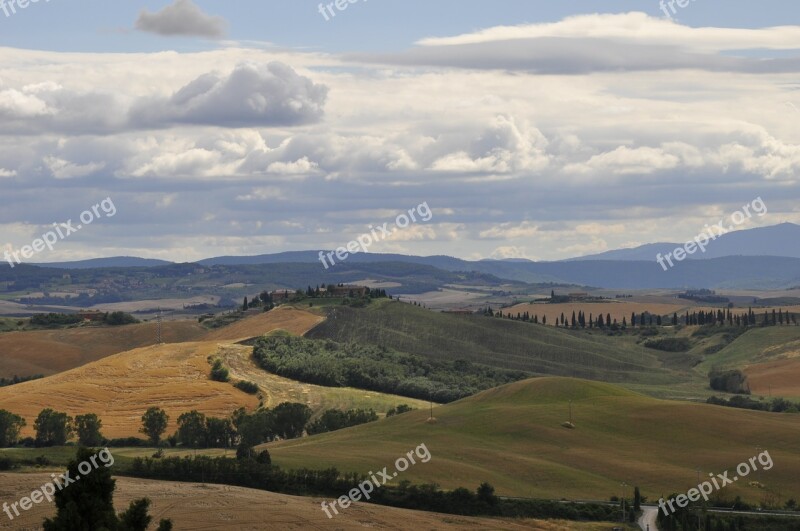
[140,407,169,446]
[0,409,25,447]
[34,409,73,447]
[272,402,312,440]
[75,413,104,446]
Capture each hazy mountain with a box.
[32,257,173,269]
[570,222,800,261]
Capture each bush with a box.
[104,311,139,326]
[709,369,750,394]
[644,337,691,352]
[0,456,15,470]
[234,380,259,394]
[210,358,230,382]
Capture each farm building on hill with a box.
[328,285,368,297]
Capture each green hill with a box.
[265,377,800,503]
[306,300,678,384]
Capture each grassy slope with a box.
[700,326,800,397]
[266,377,800,504]
[307,300,678,384]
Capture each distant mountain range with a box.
[25,222,800,290]
[569,222,800,261]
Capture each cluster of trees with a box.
[139,402,332,454]
[1,401,410,451]
[242,291,274,311]
[306,408,379,435]
[29,311,139,327]
[0,374,43,387]
[121,454,622,523]
[483,305,798,331]
[253,335,527,403]
[707,395,800,413]
[0,408,104,448]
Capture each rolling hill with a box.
[306,299,678,384]
[265,377,800,503]
[0,320,207,379]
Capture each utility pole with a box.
[620,482,627,523]
[569,400,573,425]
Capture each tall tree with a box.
[0,409,25,447]
[34,409,73,447]
[140,407,169,446]
[75,413,104,447]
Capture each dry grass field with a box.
[202,306,324,341]
[0,473,597,531]
[0,341,259,439]
[0,320,207,379]
[745,358,800,398]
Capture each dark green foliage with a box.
[140,407,169,446]
[176,410,207,448]
[75,414,104,447]
[119,457,618,522]
[156,519,173,531]
[209,358,230,382]
[34,409,73,447]
[118,498,151,531]
[106,437,149,448]
[386,404,414,417]
[234,380,259,394]
[0,409,26,447]
[306,408,379,435]
[30,313,83,327]
[707,395,800,412]
[709,369,750,394]
[0,456,14,470]
[42,447,118,531]
[0,374,44,387]
[253,334,527,402]
[205,417,236,448]
[271,402,312,439]
[103,312,139,326]
[644,337,691,352]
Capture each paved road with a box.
[638,505,659,531]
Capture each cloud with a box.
[0,168,16,178]
[347,12,800,74]
[135,0,227,38]
[130,62,328,128]
[44,156,106,179]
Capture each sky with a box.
[1,0,799,263]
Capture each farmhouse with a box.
[328,284,368,297]
[77,310,105,322]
